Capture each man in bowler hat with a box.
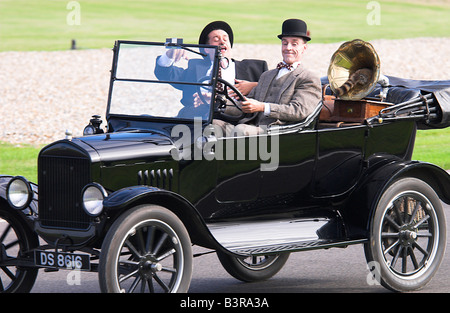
[228,18,322,136]
[198,21,268,96]
[155,21,268,117]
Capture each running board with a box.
[228,238,367,256]
[207,216,367,256]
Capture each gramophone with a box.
[321,39,391,123]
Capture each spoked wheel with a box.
[364,178,446,292]
[0,209,39,293]
[217,251,290,282]
[99,205,192,293]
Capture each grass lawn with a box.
[0,0,449,51]
[0,142,41,183]
[413,128,450,170]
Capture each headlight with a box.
[83,115,104,136]
[82,183,107,217]
[83,125,95,136]
[6,176,33,210]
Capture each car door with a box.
[312,125,366,197]
[259,130,316,201]
[215,128,317,210]
[215,135,261,203]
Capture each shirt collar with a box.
[286,61,301,70]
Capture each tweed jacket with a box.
[246,64,322,127]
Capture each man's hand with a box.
[193,91,211,107]
[240,98,265,113]
[166,49,188,62]
[234,79,258,96]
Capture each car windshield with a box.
[108,41,218,121]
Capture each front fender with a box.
[0,175,37,229]
[341,161,450,239]
[103,186,225,251]
[0,175,14,199]
[103,185,163,211]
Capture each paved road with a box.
[30,203,450,294]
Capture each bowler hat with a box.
[278,19,311,41]
[199,21,234,47]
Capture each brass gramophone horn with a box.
[327,39,380,100]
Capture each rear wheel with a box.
[0,208,39,293]
[217,251,290,282]
[364,178,446,292]
[99,205,193,293]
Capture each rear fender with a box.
[103,186,224,251]
[342,161,450,238]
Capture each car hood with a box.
[77,131,176,163]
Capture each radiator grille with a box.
[38,156,91,229]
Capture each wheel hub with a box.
[139,255,162,277]
[399,226,418,247]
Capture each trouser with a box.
[212,119,266,137]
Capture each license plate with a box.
[35,250,91,271]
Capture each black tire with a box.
[364,177,446,292]
[217,251,290,282]
[99,205,193,293]
[0,208,39,293]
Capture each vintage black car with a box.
[1,39,449,293]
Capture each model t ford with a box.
[1,39,449,293]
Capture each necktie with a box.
[216,66,224,92]
[277,62,293,71]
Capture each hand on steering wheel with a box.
[195,76,255,123]
[214,78,255,122]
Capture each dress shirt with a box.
[276,61,301,79]
[263,61,301,116]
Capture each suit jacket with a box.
[235,59,268,82]
[154,57,267,107]
[247,64,322,127]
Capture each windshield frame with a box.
[105,40,220,125]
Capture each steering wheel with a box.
[215,77,257,123]
[195,76,254,123]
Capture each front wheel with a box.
[0,208,39,293]
[364,178,446,292]
[99,205,193,293]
